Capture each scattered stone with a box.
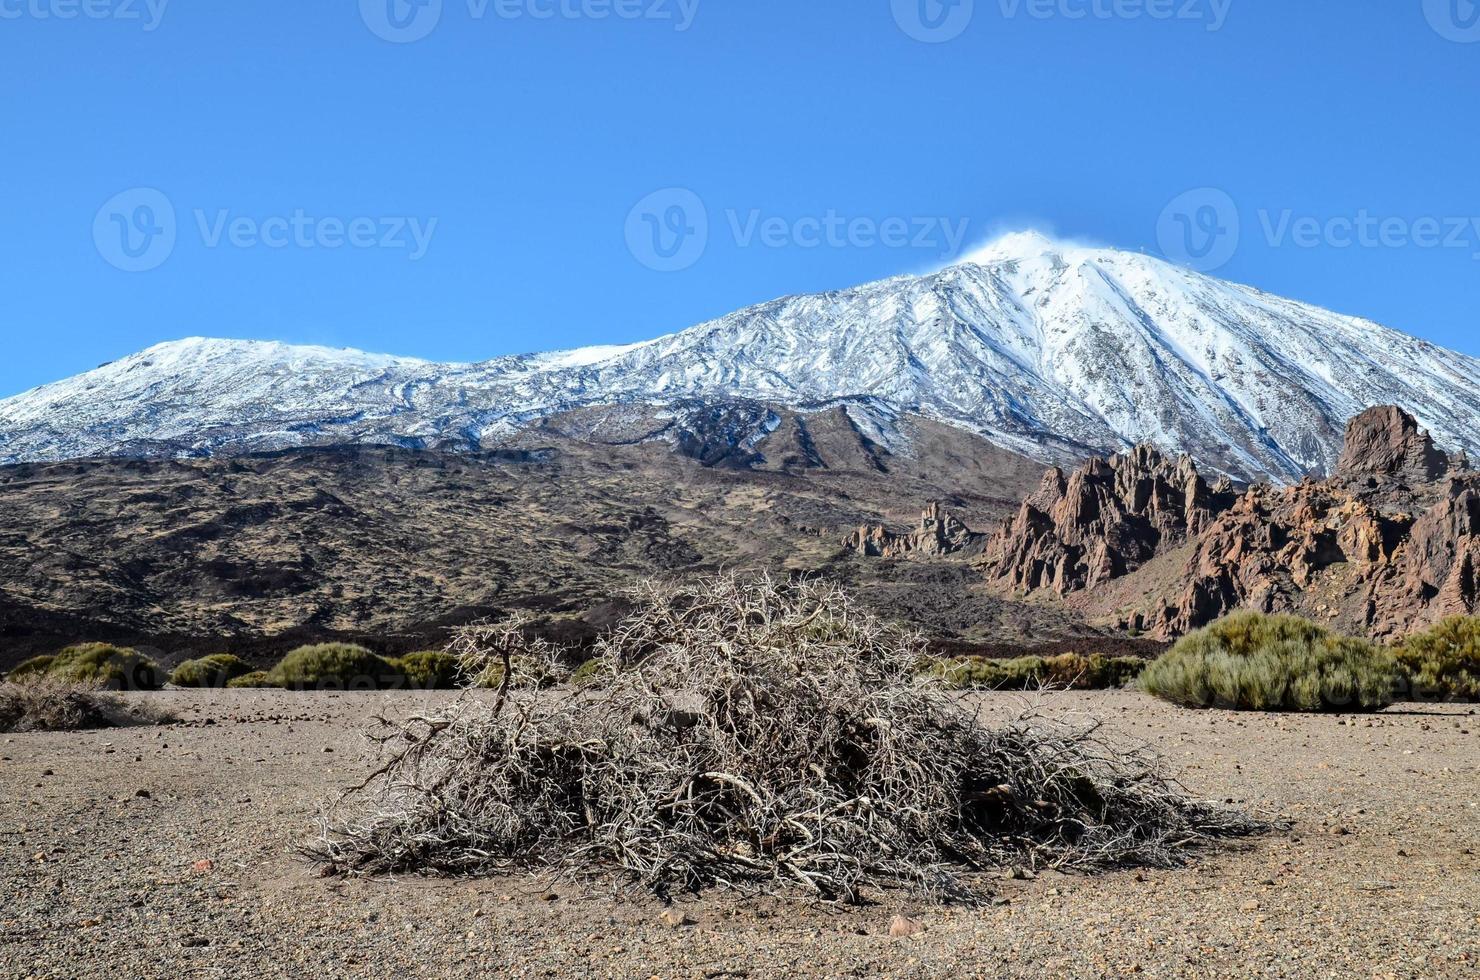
[888,915,926,938]
[658,909,695,929]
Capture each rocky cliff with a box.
[979,407,1478,640]
[977,445,1240,595]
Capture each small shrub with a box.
[1105,655,1149,688]
[46,644,164,691]
[933,652,1146,691]
[0,678,118,732]
[935,655,1041,690]
[1142,612,1398,712]
[467,657,563,691]
[390,651,462,690]
[170,654,255,689]
[0,677,172,733]
[570,656,615,688]
[227,670,275,689]
[7,656,55,680]
[1393,617,1480,701]
[267,644,397,691]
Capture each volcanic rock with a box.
[978,444,1238,595]
[980,406,1479,640]
[1334,406,1450,487]
[844,501,986,559]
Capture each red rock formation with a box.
[979,444,1238,595]
[844,501,985,559]
[980,406,1479,640]
[1334,405,1450,486]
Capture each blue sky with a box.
[2,0,1478,397]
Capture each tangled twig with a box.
[307,575,1262,902]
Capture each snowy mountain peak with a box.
[959,228,1083,264]
[3,237,1478,481]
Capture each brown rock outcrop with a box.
[981,406,1479,640]
[1334,405,1450,486]
[844,501,986,558]
[979,444,1238,595]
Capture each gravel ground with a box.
[1,689,1476,979]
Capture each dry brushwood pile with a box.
[0,678,129,733]
[309,576,1261,902]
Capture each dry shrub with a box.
[309,575,1259,903]
[447,614,567,693]
[0,677,171,733]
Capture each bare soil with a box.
[1,690,1476,979]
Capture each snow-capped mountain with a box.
[3,231,1478,481]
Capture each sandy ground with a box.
[1,689,1476,979]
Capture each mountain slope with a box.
[4,231,1478,481]
[0,407,1068,663]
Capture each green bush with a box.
[170,654,256,689]
[7,656,56,681]
[266,644,398,691]
[1393,617,1480,702]
[46,644,164,691]
[389,651,462,690]
[467,655,562,691]
[931,652,1146,691]
[1141,612,1398,712]
[226,670,275,689]
[570,656,615,688]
